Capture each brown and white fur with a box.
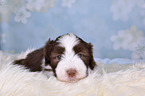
[14,33,96,83]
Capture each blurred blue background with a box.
[0,0,145,59]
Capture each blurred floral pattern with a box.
[14,7,31,24]
[0,0,145,60]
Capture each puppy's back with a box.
[14,48,44,71]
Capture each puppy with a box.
[14,33,96,83]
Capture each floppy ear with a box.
[43,39,56,65]
[89,57,96,70]
[13,48,44,71]
[88,43,97,70]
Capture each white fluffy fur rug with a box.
[0,50,145,96]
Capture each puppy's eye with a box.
[78,54,83,58]
[57,55,62,60]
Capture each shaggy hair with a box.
[1,51,145,96]
[14,33,96,82]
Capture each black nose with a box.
[66,69,77,77]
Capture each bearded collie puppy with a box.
[14,33,96,83]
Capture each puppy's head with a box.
[43,33,96,83]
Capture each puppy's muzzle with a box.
[66,68,77,78]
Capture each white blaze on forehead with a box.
[57,33,79,52]
[55,33,87,82]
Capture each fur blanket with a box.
[0,50,145,96]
